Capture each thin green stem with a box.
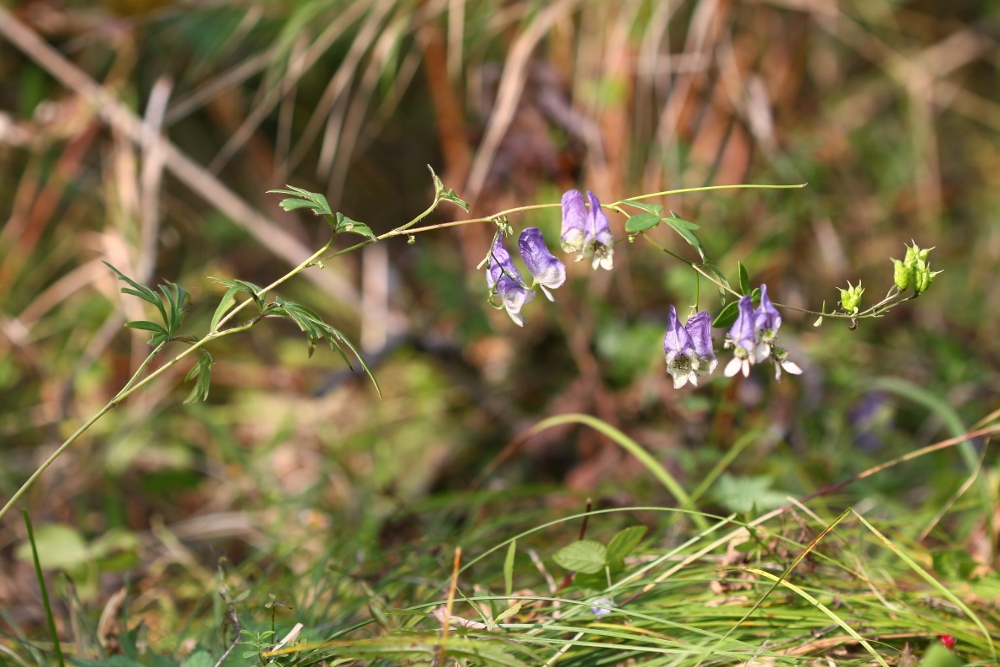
[614,182,807,206]
[0,238,333,524]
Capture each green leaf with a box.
[504,540,516,597]
[103,262,167,324]
[334,213,377,241]
[624,213,661,233]
[933,549,977,581]
[621,200,663,216]
[918,643,965,667]
[713,300,740,328]
[713,474,786,514]
[16,524,89,570]
[606,526,647,566]
[268,186,333,217]
[183,350,213,405]
[738,262,750,295]
[159,281,189,335]
[492,602,522,626]
[662,213,706,260]
[429,165,469,211]
[210,286,240,332]
[124,321,168,334]
[701,261,731,291]
[553,540,607,574]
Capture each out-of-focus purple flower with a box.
[753,284,781,343]
[724,295,758,378]
[560,190,588,255]
[518,227,566,301]
[585,191,614,270]
[486,235,535,326]
[663,307,718,388]
[590,597,614,618]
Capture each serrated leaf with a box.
[606,526,647,565]
[622,200,663,216]
[334,213,377,241]
[663,213,706,260]
[738,262,750,295]
[553,540,607,574]
[504,540,516,597]
[713,300,740,328]
[624,213,661,233]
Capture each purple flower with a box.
[518,227,566,301]
[486,235,535,326]
[724,285,803,381]
[590,597,614,618]
[753,284,781,343]
[663,307,718,388]
[724,295,758,378]
[560,190,588,255]
[585,191,614,270]
[771,346,802,381]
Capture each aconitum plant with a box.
[0,168,937,525]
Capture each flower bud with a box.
[839,281,864,313]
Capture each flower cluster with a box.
[723,285,802,381]
[486,228,566,326]
[484,189,804,386]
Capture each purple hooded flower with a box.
[585,191,614,270]
[724,295,758,378]
[518,227,566,301]
[663,307,718,388]
[560,190,588,255]
[753,284,781,343]
[486,235,535,326]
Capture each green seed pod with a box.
[839,281,864,313]
[892,258,910,291]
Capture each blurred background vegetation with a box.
[1,0,999,660]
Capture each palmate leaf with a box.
[183,349,213,405]
[209,277,267,330]
[662,211,706,260]
[103,262,167,325]
[265,297,381,397]
[269,186,378,241]
[268,186,334,217]
[104,263,188,343]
